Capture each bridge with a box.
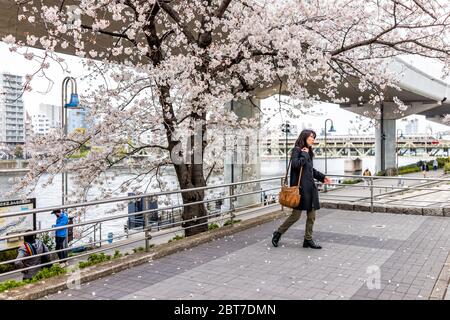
[0,172,449,300]
[262,134,450,159]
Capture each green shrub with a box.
[445,162,450,174]
[0,280,25,292]
[436,157,450,168]
[37,232,55,251]
[168,235,184,243]
[224,219,241,226]
[341,179,363,185]
[208,223,219,230]
[0,248,18,274]
[398,167,421,175]
[0,264,66,293]
[78,252,112,269]
[133,246,145,253]
[375,157,449,177]
[31,264,66,281]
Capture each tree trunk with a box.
[174,162,209,237]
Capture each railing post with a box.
[99,223,102,248]
[370,177,374,213]
[93,223,97,247]
[144,211,151,252]
[229,185,235,225]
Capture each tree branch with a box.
[158,2,197,44]
[215,0,232,18]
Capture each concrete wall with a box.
[223,99,261,210]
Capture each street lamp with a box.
[61,77,81,206]
[425,127,433,157]
[324,118,336,175]
[281,122,291,171]
[396,129,404,175]
[324,119,335,193]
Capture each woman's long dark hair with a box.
[294,129,316,158]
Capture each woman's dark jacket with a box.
[289,147,326,211]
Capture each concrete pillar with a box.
[224,99,261,210]
[375,116,396,175]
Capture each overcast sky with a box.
[0,42,449,135]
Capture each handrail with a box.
[0,176,281,218]
[2,173,450,219]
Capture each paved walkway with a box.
[323,169,448,207]
[42,208,450,300]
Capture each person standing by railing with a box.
[421,162,427,178]
[363,168,372,188]
[272,129,331,249]
[51,209,69,266]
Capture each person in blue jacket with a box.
[51,209,69,262]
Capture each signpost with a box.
[0,198,36,251]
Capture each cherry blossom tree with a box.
[3,0,450,236]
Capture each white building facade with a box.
[0,73,25,149]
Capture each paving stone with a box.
[40,208,449,300]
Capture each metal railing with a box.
[0,176,283,278]
[0,173,449,279]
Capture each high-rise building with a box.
[37,103,60,128]
[0,73,25,148]
[23,111,33,158]
[31,114,51,135]
[405,118,419,135]
[30,103,61,136]
[67,108,87,133]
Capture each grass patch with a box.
[78,250,128,269]
[78,252,112,269]
[445,162,450,174]
[341,178,364,185]
[168,235,184,243]
[224,219,241,226]
[208,223,219,230]
[0,264,67,293]
[398,167,421,175]
[376,157,450,176]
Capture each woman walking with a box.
[272,129,331,249]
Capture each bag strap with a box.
[283,147,305,188]
[297,162,304,188]
[24,242,36,256]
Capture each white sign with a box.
[0,198,36,251]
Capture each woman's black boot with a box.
[303,239,322,249]
[272,231,282,247]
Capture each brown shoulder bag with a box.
[278,149,304,208]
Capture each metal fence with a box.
[1,173,449,279]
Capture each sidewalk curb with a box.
[430,251,450,300]
[321,201,448,216]
[0,210,285,300]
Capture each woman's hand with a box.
[324,177,332,184]
[301,147,309,152]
